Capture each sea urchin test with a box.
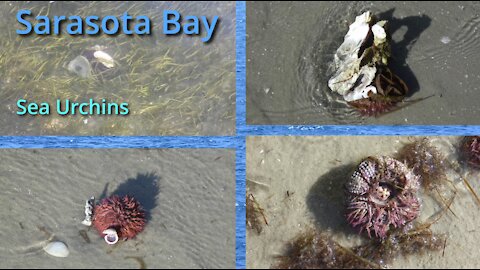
[16,10,219,42]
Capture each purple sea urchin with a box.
[345,156,421,239]
[461,136,480,169]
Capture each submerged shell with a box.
[43,241,69,258]
[67,55,92,78]
[93,51,115,68]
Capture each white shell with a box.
[372,22,387,46]
[93,51,115,68]
[328,11,381,102]
[67,55,91,78]
[81,196,95,226]
[329,11,372,97]
[102,229,119,245]
[343,66,377,102]
[43,241,69,258]
[333,11,371,69]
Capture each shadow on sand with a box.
[99,172,160,222]
[306,163,357,236]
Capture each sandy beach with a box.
[246,136,480,268]
[0,149,235,268]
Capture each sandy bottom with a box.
[0,149,235,269]
[246,136,480,268]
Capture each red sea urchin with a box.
[461,136,480,169]
[92,195,146,242]
[345,156,421,239]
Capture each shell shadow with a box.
[306,163,357,235]
[377,8,432,96]
[99,172,160,222]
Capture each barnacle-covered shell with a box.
[345,156,421,239]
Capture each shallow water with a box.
[0,149,235,268]
[246,136,480,268]
[246,1,480,125]
[0,1,235,135]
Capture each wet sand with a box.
[246,136,480,268]
[0,149,235,268]
[246,1,480,125]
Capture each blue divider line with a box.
[235,2,247,269]
[0,136,240,148]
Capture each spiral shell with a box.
[345,156,421,239]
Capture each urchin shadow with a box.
[306,163,357,235]
[377,9,432,96]
[99,172,160,222]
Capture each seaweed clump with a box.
[397,138,449,189]
[246,193,268,234]
[353,225,446,267]
[273,223,446,269]
[273,228,380,269]
[397,138,458,211]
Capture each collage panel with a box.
[0,1,235,135]
[246,136,480,268]
[0,148,236,268]
[246,1,480,125]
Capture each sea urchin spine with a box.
[345,156,421,239]
[92,195,146,243]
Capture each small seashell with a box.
[43,241,70,258]
[102,228,119,245]
[93,51,115,68]
[67,55,92,78]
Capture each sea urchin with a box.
[92,195,146,244]
[345,156,421,239]
[461,136,480,169]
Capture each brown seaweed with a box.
[246,193,268,234]
[273,228,380,269]
[125,256,147,269]
[353,225,446,267]
[79,229,91,243]
[397,138,458,213]
[274,224,446,269]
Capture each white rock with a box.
[93,51,115,68]
[43,241,69,258]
